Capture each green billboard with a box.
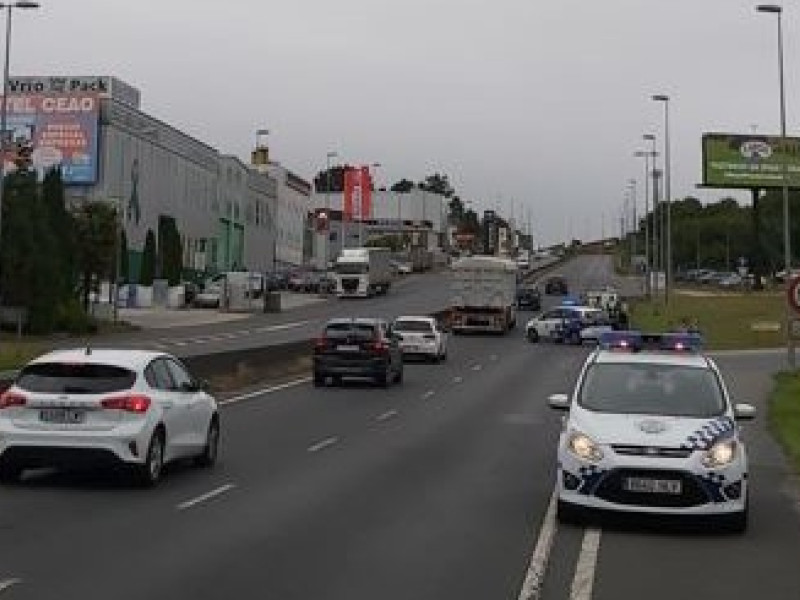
[702,133,800,189]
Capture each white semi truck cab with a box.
[334,247,392,298]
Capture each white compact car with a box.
[391,316,448,362]
[548,331,755,532]
[0,348,220,486]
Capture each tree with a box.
[41,168,75,302]
[448,196,465,223]
[390,178,415,193]
[140,229,157,285]
[119,228,130,285]
[313,165,352,193]
[158,215,183,285]
[419,173,455,198]
[72,201,118,312]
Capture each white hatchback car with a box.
[391,316,448,362]
[0,348,220,486]
[549,332,755,532]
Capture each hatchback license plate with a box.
[623,477,682,494]
[40,408,86,424]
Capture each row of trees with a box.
[0,167,185,334]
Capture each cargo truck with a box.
[449,255,518,334]
[334,247,393,298]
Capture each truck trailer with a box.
[449,255,518,334]
[334,247,393,298]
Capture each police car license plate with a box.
[623,477,682,494]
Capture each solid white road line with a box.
[256,320,310,333]
[307,437,339,453]
[177,483,236,511]
[471,364,483,371]
[0,579,21,593]
[174,341,188,347]
[375,409,398,422]
[569,528,602,600]
[219,377,312,406]
[422,390,435,400]
[516,489,559,600]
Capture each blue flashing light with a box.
[658,332,703,352]
[599,330,704,353]
[560,295,581,306]
[599,330,643,351]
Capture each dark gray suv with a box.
[313,318,403,387]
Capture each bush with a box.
[55,298,98,334]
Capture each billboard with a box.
[1,93,101,185]
[343,166,373,222]
[702,133,800,189]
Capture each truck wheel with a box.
[375,370,389,388]
[527,329,539,343]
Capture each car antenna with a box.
[85,344,92,355]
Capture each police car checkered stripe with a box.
[680,416,735,451]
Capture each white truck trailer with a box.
[334,247,393,298]
[449,255,518,334]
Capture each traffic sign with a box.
[787,275,800,314]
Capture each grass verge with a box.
[630,290,784,350]
[0,341,43,372]
[768,371,800,475]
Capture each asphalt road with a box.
[0,255,797,599]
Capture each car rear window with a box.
[393,320,433,333]
[16,362,137,394]
[324,323,378,340]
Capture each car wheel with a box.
[527,328,539,343]
[395,365,403,384]
[313,372,326,387]
[0,462,22,484]
[136,429,165,487]
[194,416,220,468]
[332,375,343,386]
[556,499,585,525]
[440,349,447,362]
[375,370,390,388]
[719,503,748,533]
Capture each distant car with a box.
[549,331,754,532]
[391,260,413,275]
[288,272,312,292]
[544,276,569,295]
[391,316,448,362]
[717,273,743,288]
[313,318,404,387]
[194,282,222,308]
[0,348,220,486]
[516,286,542,311]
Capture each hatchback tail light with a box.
[372,341,390,355]
[101,394,151,413]
[314,337,328,352]
[0,391,26,409]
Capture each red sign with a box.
[343,166,372,222]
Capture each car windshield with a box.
[324,322,377,340]
[578,362,726,418]
[393,319,433,333]
[336,263,368,274]
[17,362,137,394]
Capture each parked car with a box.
[313,318,403,387]
[516,285,542,311]
[391,316,448,362]
[194,281,222,308]
[288,271,312,292]
[544,275,569,295]
[391,260,413,275]
[0,348,220,486]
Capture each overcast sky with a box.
[11,0,799,244]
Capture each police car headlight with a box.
[567,432,603,462]
[702,439,738,468]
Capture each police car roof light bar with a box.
[599,330,703,353]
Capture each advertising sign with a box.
[1,93,100,185]
[343,166,373,222]
[702,133,800,189]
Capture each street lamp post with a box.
[634,151,651,296]
[643,133,659,296]
[653,94,672,304]
[0,1,39,267]
[324,151,337,269]
[757,4,794,367]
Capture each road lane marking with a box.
[307,437,338,453]
[256,320,310,333]
[490,354,498,361]
[174,341,189,347]
[422,390,435,400]
[569,528,601,600]
[453,376,463,383]
[516,489,558,600]
[222,332,239,339]
[177,483,236,511]
[151,342,169,349]
[0,579,21,593]
[471,364,483,371]
[220,377,312,406]
[376,409,398,422]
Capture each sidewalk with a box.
[118,292,327,330]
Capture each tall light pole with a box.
[757,4,794,367]
[643,133,660,296]
[324,151,337,269]
[653,94,672,304]
[0,1,39,269]
[634,151,651,296]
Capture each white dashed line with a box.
[222,333,239,339]
[471,364,483,371]
[490,354,498,361]
[220,377,312,406]
[569,528,601,600]
[256,320,310,333]
[516,489,559,600]
[151,342,169,349]
[453,376,463,383]
[375,409,398,422]
[422,390,435,400]
[0,579,21,593]
[307,437,338,453]
[177,483,236,511]
[173,341,189,347]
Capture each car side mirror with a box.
[733,403,756,421]
[548,393,571,410]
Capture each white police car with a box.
[548,331,755,532]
